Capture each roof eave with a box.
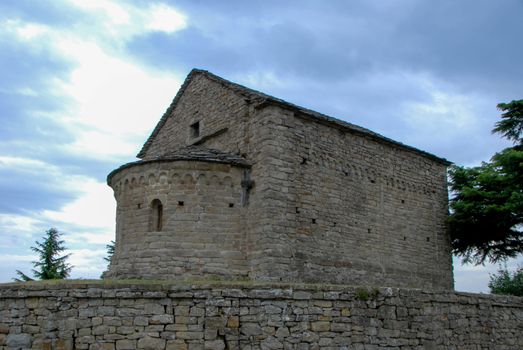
[137,68,451,166]
[107,157,252,185]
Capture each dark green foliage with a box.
[14,270,33,282]
[448,100,523,264]
[492,100,523,145]
[488,266,523,296]
[14,228,72,282]
[104,240,115,263]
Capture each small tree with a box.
[104,240,115,263]
[14,228,72,281]
[488,266,523,296]
[100,240,115,279]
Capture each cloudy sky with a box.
[0,0,521,292]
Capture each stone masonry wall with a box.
[119,71,453,288]
[135,73,272,282]
[251,104,453,289]
[0,282,522,350]
[140,74,252,161]
[105,160,248,280]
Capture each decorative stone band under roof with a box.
[137,69,451,166]
[107,146,251,184]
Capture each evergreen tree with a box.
[448,100,523,264]
[14,228,72,281]
[488,265,523,296]
[492,100,523,146]
[104,240,115,263]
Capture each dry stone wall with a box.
[1,282,522,350]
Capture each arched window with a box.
[150,199,163,231]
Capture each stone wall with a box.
[105,160,248,280]
[1,282,522,350]
[139,73,252,161]
[109,70,453,289]
[253,105,453,289]
[116,72,273,282]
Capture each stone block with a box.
[150,314,174,325]
[93,343,116,350]
[226,316,239,329]
[116,339,136,350]
[6,333,31,348]
[204,339,225,350]
[137,336,166,349]
[166,340,188,350]
[190,307,205,317]
[134,316,149,326]
[241,323,262,336]
[175,306,190,316]
[310,322,330,332]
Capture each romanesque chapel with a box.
[105,69,453,290]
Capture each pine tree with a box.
[104,240,115,263]
[14,228,72,281]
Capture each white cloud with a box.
[63,0,187,39]
[2,19,49,40]
[0,156,51,171]
[43,178,115,230]
[66,0,131,26]
[16,87,39,96]
[0,254,34,263]
[0,155,115,248]
[146,3,187,33]
[0,160,114,232]
[402,83,484,137]
[0,173,114,280]
[68,248,107,279]
[51,38,181,159]
[4,2,186,161]
[0,214,42,236]
[241,70,290,91]
[0,2,186,280]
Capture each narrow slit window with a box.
[190,121,200,138]
[150,199,163,231]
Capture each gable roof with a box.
[137,69,450,165]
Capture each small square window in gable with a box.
[190,121,200,138]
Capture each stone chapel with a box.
[104,69,453,290]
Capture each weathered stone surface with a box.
[226,316,239,329]
[310,321,330,332]
[204,339,225,350]
[1,283,522,349]
[166,340,187,350]
[137,336,166,349]
[6,333,31,348]
[150,314,174,325]
[104,69,453,290]
[115,339,135,350]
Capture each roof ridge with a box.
[137,68,450,165]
